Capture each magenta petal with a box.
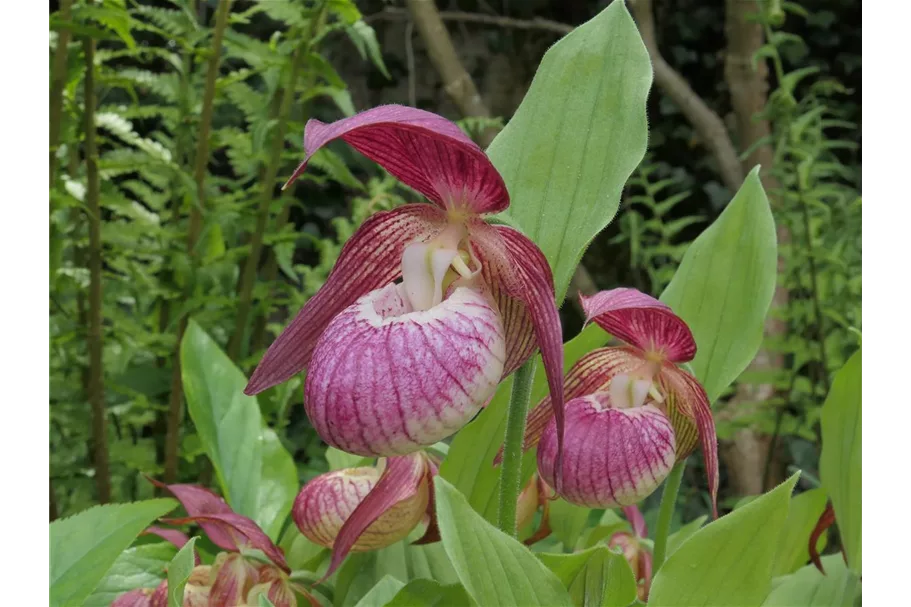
[580,289,696,363]
[162,512,289,573]
[147,479,237,552]
[623,505,648,539]
[285,105,509,214]
[663,366,719,519]
[319,454,430,582]
[111,588,154,607]
[142,526,201,566]
[472,222,565,484]
[245,204,446,395]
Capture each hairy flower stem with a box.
[652,461,686,569]
[163,0,232,484]
[497,359,537,536]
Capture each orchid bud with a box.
[515,473,541,532]
[149,580,167,607]
[246,578,297,607]
[608,531,653,601]
[209,552,259,606]
[293,463,429,552]
[537,393,676,508]
[111,588,154,607]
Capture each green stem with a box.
[497,359,537,536]
[652,460,686,569]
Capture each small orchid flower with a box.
[111,480,311,607]
[244,105,565,463]
[522,288,719,516]
[609,505,654,602]
[293,452,437,581]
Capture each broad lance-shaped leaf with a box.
[487,0,651,301]
[84,543,177,607]
[434,477,573,606]
[181,320,263,519]
[659,166,778,402]
[762,555,860,607]
[648,473,800,607]
[351,575,405,607]
[50,499,178,607]
[538,546,638,607]
[384,580,474,607]
[181,321,298,539]
[166,537,198,607]
[771,488,828,576]
[820,349,861,575]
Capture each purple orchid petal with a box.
[622,505,648,539]
[661,365,719,519]
[580,289,696,363]
[208,553,260,606]
[471,222,565,485]
[246,204,446,395]
[149,580,167,607]
[537,393,676,508]
[162,512,290,573]
[111,588,154,607]
[479,258,537,378]
[284,105,510,215]
[304,282,506,456]
[142,526,201,565]
[146,478,238,552]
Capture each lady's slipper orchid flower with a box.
[111,479,313,607]
[293,451,438,580]
[523,288,719,516]
[244,105,565,462]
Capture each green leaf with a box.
[50,499,178,607]
[279,526,327,572]
[538,546,638,607]
[548,498,591,550]
[384,580,474,607]
[166,537,198,607]
[259,596,277,607]
[334,540,458,607]
[181,320,263,520]
[762,556,860,606]
[771,488,828,576]
[660,167,778,401]
[665,515,707,558]
[256,428,298,540]
[488,1,650,301]
[327,446,370,471]
[354,576,406,607]
[648,473,800,607]
[820,349,862,574]
[434,477,573,606]
[83,543,176,607]
[440,324,608,522]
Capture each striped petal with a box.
[623,504,648,539]
[471,221,565,483]
[246,204,446,395]
[514,346,645,458]
[304,283,505,456]
[537,393,676,508]
[292,454,431,582]
[580,289,696,363]
[146,479,237,552]
[284,105,509,215]
[111,589,153,607]
[660,364,719,518]
[208,553,259,607]
[162,512,289,573]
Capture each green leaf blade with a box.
[487,1,651,301]
[434,477,573,607]
[50,498,178,607]
[166,537,198,607]
[660,166,778,401]
[648,473,800,607]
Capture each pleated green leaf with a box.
[762,556,860,606]
[538,546,638,607]
[771,488,828,577]
[383,579,474,607]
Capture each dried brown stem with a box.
[83,34,112,504]
[163,0,232,484]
